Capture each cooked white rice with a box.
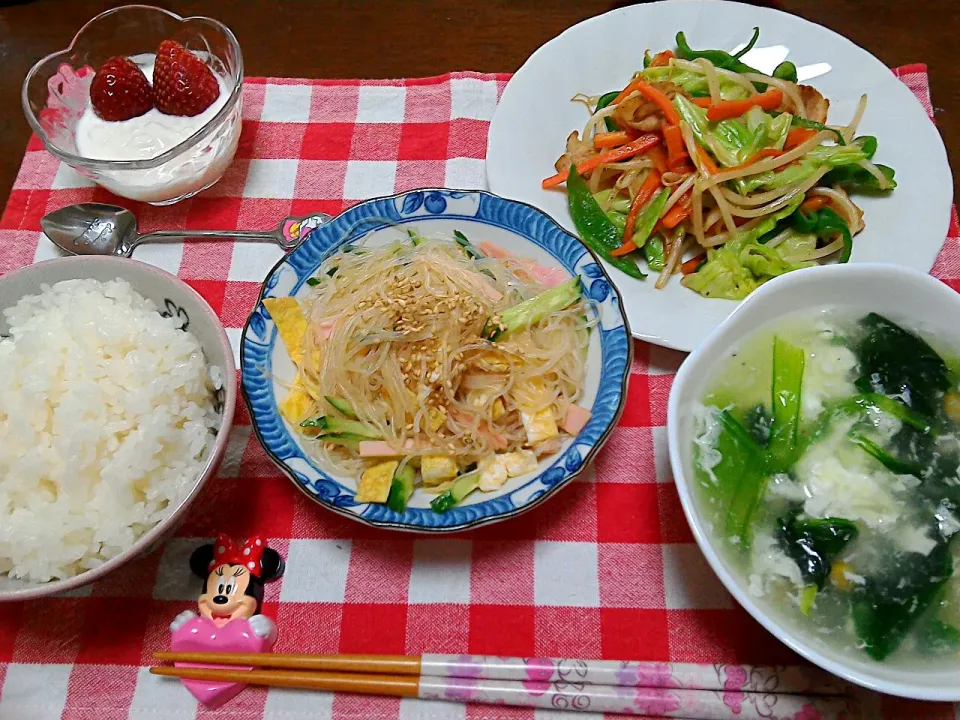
[0,278,222,582]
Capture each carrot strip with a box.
[612,80,681,125]
[624,171,662,237]
[541,135,660,189]
[609,240,638,257]
[695,145,720,175]
[662,192,692,229]
[692,97,713,108]
[662,125,688,169]
[681,254,706,274]
[800,196,829,212]
[611,171,664,257]
[593,131,635,149]
[649,50,674,68]
[635,82,681,125]
[706,89,784,122]
[613,233,639,257]
[612,79,643,105]
[784,127,817,150]
[648,144,669,174]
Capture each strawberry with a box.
[89,57,153,122]
[153,40,221,117]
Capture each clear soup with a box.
[694,308,960,667]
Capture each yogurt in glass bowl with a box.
[21,5,243,205]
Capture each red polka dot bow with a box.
[209,533,268,577]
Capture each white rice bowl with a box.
[0,278,222,583]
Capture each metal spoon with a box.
[41,203,332,258]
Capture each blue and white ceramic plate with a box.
[241,188,632,532]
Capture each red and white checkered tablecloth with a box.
[0,67,957,720]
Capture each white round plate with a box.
[487,0,953,352]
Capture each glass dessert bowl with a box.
[21,5,243,205]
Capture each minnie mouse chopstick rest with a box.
[168,533,284,708]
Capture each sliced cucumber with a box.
[300,415,381,439]
[325,396,358,419]
[430,471,480,513]
[453,230,484,259]
[318,433,366,453]
[386,464,416,513]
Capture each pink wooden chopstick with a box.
[153,651,855,719]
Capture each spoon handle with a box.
[132,228,279,249]
[129,213,332,254]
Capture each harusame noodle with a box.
[283,233,594,511]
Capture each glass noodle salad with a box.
[266,230,594,514]
[545,28,897,298]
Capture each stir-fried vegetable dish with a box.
[547,29,896,297]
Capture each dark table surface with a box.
[0,0,956,207]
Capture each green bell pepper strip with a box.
[854,135,878,159]
[792,206,853,263]
[567,167,647,279]
[675,27,761,75]
[596,91,620,132]
[791,209,818,233]
[818,136,894,193]
[789,116,846,145]
[644,237,666,271]
[818,208,853,263]
[823,163,896,193]
[773,61,798,83]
